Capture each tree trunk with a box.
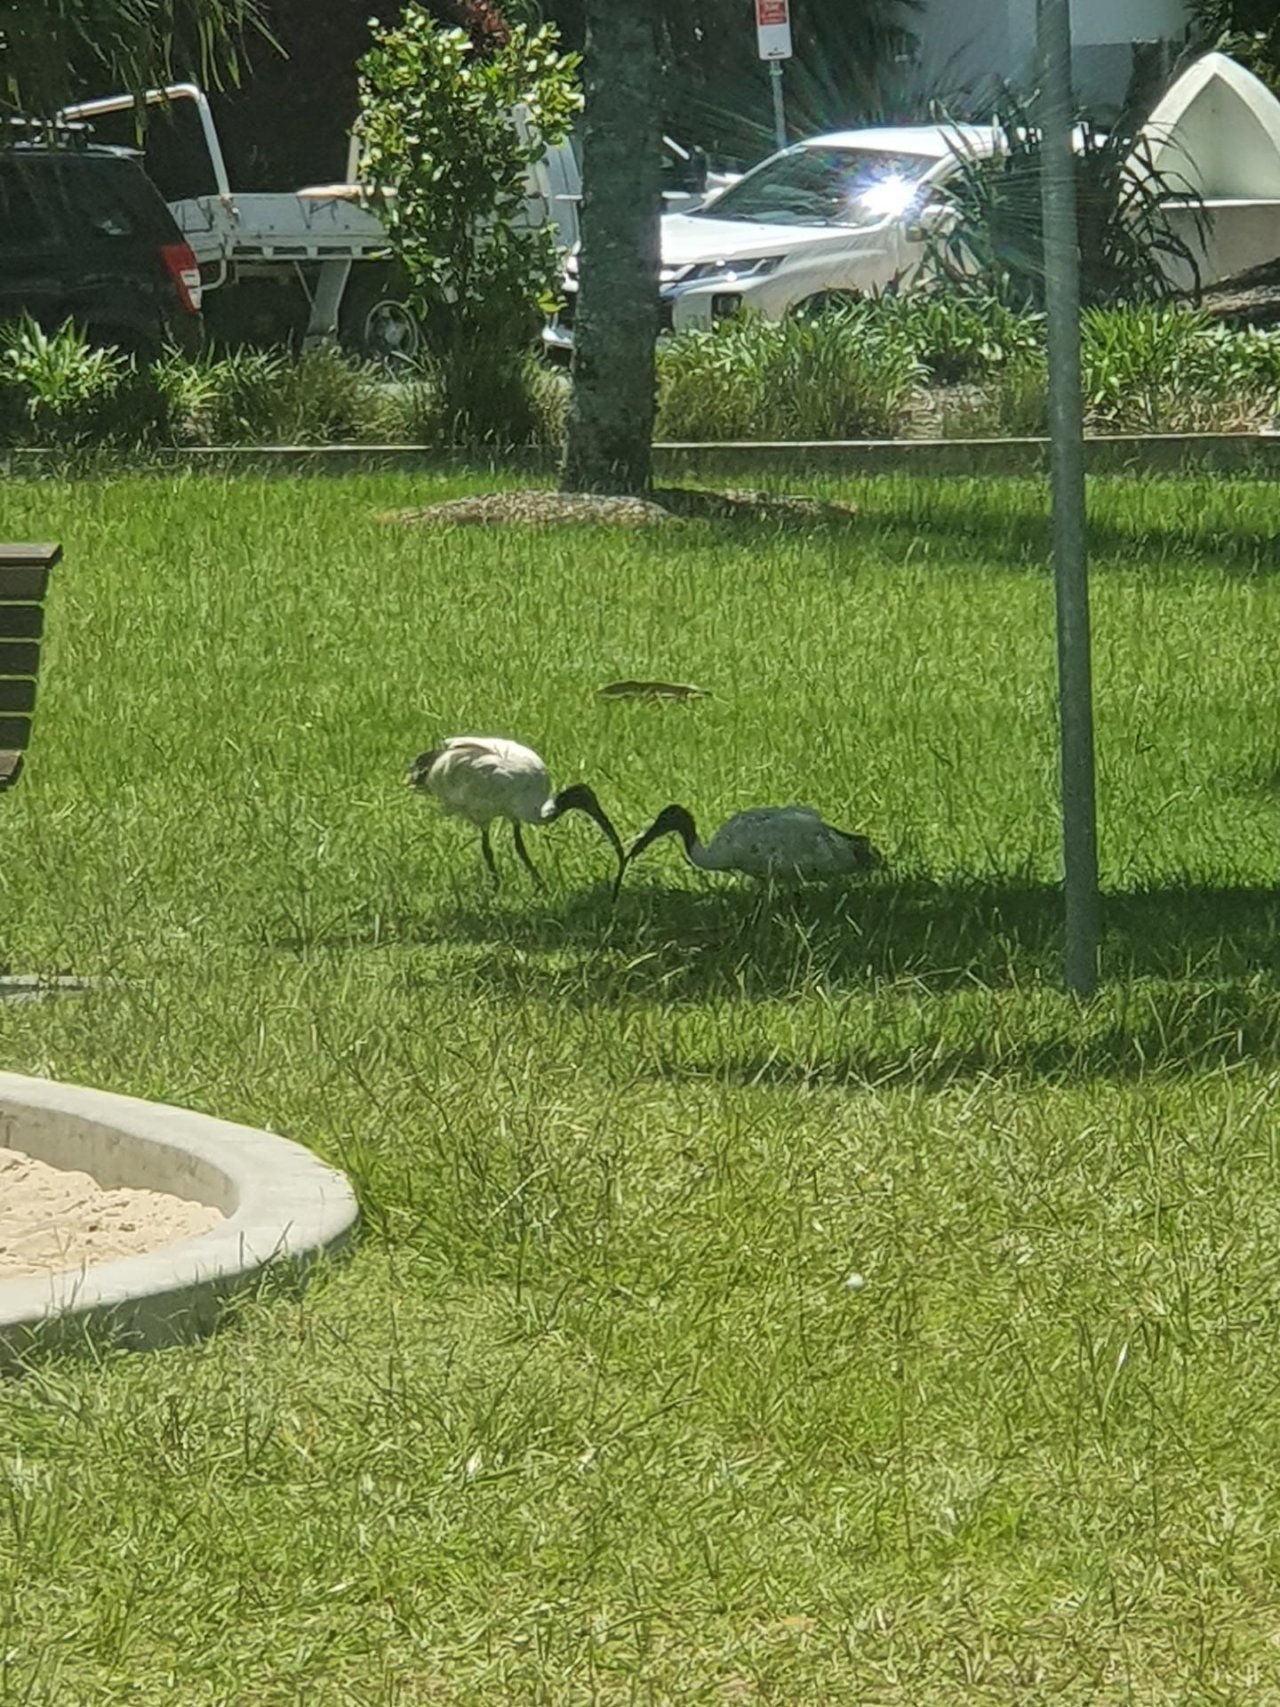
[560,0,662,496]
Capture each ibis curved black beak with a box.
[610,851,631,906]
[547,783,626,887]
[611,808,686,904]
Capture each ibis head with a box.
[612,804,696,900]
[544,782,626,876]
[405,748,444,790]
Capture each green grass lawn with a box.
[1,466,1279,1704]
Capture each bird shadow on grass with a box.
[263,873,1280,1082]
[411,875,1280,1084]
[420,870,1280,989]
[264,872,1280,986]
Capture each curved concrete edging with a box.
[0,1072,359,1368]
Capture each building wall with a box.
[1071,0,1191,47]
[915,0,1012,104]
[915,0,1193,112]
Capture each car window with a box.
[40,155,177,242]
[696,145,936,228]
[0,161,49,248]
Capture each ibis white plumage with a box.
[617,803,882,895]
[406,736,624,887]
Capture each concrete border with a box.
[3,431,1280,480]
[0,1073,359,1369]
[654,431,1280,479]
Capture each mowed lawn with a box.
[1,467,1279,1705]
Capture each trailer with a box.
[58,83,583,362]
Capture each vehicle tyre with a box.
[792,290,864,320]
[83,323,162,364]
[339,268,424,368]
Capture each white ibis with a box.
[617,803,882,897]
[406,736,624,887]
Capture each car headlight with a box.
[682,255,783,284]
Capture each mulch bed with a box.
[379,486,859,530]
[1201,258,1280,330]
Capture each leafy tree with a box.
[357,5,580,437]
[528,0,919,159]
[559,0,917,496]
[1,0,263,119]
[1188,0,1280,94]
[560,0,661,495]
[205,0,515,188]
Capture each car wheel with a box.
[84,325,161,364]
[339,270,424,369]
[792,291,864,320]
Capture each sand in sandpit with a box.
[0,1146,224,1281]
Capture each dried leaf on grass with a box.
[598,680,711,701]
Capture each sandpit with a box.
[0,1072,359,1364]
[0,1145,224,1280]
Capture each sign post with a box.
[755,0,792,153]
[1038,0,1100,999]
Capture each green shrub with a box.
[162,346,404,446]
[868,290,1044,383]
[163,348,288,444]
[993,352,1050,436]
[357,9,580,443]
[269,344,400,444]
[0,330,563,452]
[927,94,1206,311]
[0,318,171,447]
[519,354,570,448]
[932,307,1280,439]
[415,347,569,448]
[5,301,1275,452]
[656,309,924,441]
[1081,305,1280,431]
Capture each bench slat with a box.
[0,607,43,641]
[0,718,31,752]
[0,546,61,569]
[0,543,56,791]
[0,681,37,713]
[0,641,41,677]
[0,713,28,754]
[0,566,50,600]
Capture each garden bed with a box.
[4,292,1280,458]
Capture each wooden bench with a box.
[0,545,60,791]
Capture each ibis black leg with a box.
[480,824,500,888]
[512,822,544,887]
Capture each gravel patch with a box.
[379,486,860,529]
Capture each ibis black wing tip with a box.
[834,828,885,869]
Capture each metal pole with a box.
[1038,0,1100,998]
[769,61,787,152]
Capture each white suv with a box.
[544,122,999,356]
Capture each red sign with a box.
[755,0,792,58]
